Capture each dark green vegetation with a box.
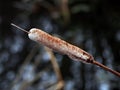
[0,0,120,90]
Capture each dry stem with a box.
[45,47,64,89]
[92,60,120,77]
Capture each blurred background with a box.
[0,0,120,90]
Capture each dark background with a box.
[0,0,120,90]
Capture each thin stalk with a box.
[92,60,120,77]
[11,23,29,34]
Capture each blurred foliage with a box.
[0,0,120,90]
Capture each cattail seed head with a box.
[28,28,94,63]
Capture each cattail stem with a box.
[11,23,29,34]
[92,61,120,77]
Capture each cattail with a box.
[28,28,94,63]
[11,23,120,77]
